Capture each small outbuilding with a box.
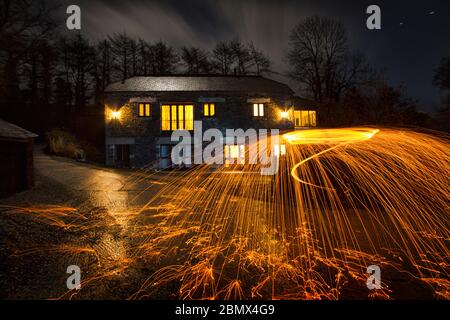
[0,119,38,197]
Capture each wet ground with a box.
[0,147,172,299]
[0,147,447,299]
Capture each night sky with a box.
[55,0,450,113]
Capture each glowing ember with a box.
[283,128,379,145]
[4,127,448,300]
[128,127,449,299]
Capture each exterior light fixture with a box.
[111,110,121,120]
[280,111,289,119]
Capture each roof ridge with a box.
[105,76,294,95]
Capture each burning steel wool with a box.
[126,127,449,300]
[1,127,448,300]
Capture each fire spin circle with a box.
[283,128,380,145]
[283,128,380,187]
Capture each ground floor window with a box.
[224,144,245,165]
[273,144,286,157]
[159,144,172,169]
[294,110,317,127]
[161,104,194,131]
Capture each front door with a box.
[115,144,130,167]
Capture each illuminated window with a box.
[224,145,245,165]
[294,110,317,127]
[203,103,216,117]
[253,103,265,117]
[274,144,286,157]
[138,103,151,117]
[161,104,194,131]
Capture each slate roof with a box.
[105,76,294,95]
[0,118,38,139]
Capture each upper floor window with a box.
[203,103,216,117]
[138,103,151,117]
[294,110,317,127]
[161,104,194,131]
[253,103,265,117]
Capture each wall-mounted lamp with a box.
[111,110,121,120]
[107,108,122,121]
[280,111,289,119]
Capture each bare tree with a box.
[229,39,252,75]
[287,16,371,104]
[432,56,450,131]
[92,39,113,105]
[108,32,135,81]
[138,38,150,76]
[0,0,58,120]
[57,34,95,109]
[248,43,271,76]
[212,42,234,75]
[148,41,179,75]
[180,46,211,74]
[433,57,450,92]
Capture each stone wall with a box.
[104,91,295,167]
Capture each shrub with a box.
[45,129,103,163]
[45,129,80,159]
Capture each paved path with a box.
[33,147,169,211]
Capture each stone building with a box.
[0,119,37,197]
[104,76,317,168]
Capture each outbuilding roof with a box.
[105,75,294,95]
[0,118,38,140]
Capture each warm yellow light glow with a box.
[280,111,289,119]
[284,128,380,187]
[109,110,121,121]
[41,124,448,300]
[130,127,449,300]
[112,111,120,119]
[253,103,264,117]
[224,144,245,166]
[294,110,317,127]
[283,128,379,145]
[274,144,286,156]
[203,103,215,117]
[161,104,194,131]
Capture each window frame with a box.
[203,103,216,118]
[252,103,265,118]
[161,103,194,132]
[294,110,317,127]
[224,144,246,166]
[138,102,152,118]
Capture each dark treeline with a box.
[0,1,448,140]
[286,16,447,129]
[0,1,272,137]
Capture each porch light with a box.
[110,110,121,120]
[280,111,289,119]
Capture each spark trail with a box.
[129,127,449,300]
[3,127,448,300]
